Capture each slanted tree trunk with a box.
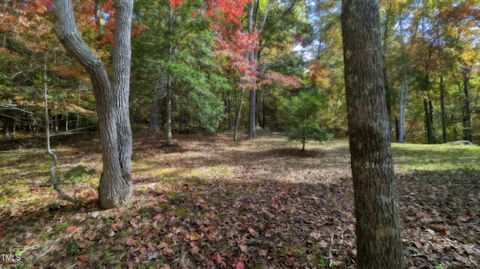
[53,0,134,209]
[440,76,447,143]
[247,0,256,139]
[462,68,472,142]
[341,1,403,268]
[44,54,77,203]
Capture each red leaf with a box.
[235,260,245,269]
[66,226,78,232]
[164,248,174,256]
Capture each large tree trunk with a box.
[462,68,472,142]
[341,1,403,268]
[440,76,447,143]
[382,2,393,137]
[247,0,256,139]
[53,0,134,209]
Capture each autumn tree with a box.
[341,0,403,267]
[52,0,134,209]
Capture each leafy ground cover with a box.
[0,133,479,268]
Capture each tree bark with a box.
[166,76,173,145]
[234,88,245,142]
[247,0,256,139]
[398,16,408,143]
[53,0,134,209]
[382,1,393,137]
[423,92,435,144]
[440,76,447,143]
[44,54,77,204]
[462,68,472,142]
[341,1,403,268]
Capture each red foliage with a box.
[260,71,302,88]
[169,0,186,9]
[215,28,258,88]
[206,0,251,25]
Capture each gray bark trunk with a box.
[341,1,403,268]
[247,0,256,139]
[164,5,174,145]
[166,76,173,145]
[398,18,408,143]
[44,55,77,203]
[53,0,133,209]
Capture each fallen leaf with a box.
[235,260,245,269]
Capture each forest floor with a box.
[0,133,479,268]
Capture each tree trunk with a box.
[226,91,233,130]
[166,76,173,145]
[341,1,403,268]
[234,88,245,142]
[44,54,77,203]
[150,81,163,133]
[164,5,175,145]
[247,0,256,139]
[76,89,81,129]
[301,126,306,151]
[440,76,447,143]
[382,2,392,136]
[423,95,435,144]
[65,112,69,132]
[53,0,134,209]
[398,17,408,143]
[462,68,472,142]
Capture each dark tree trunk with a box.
[395,117,399,142]
[341,1,403,268]
[462,68,472,142]
[53,0,134,209]
[423,92,435,144]
[226,91,233,130]
[440,76,447,143]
